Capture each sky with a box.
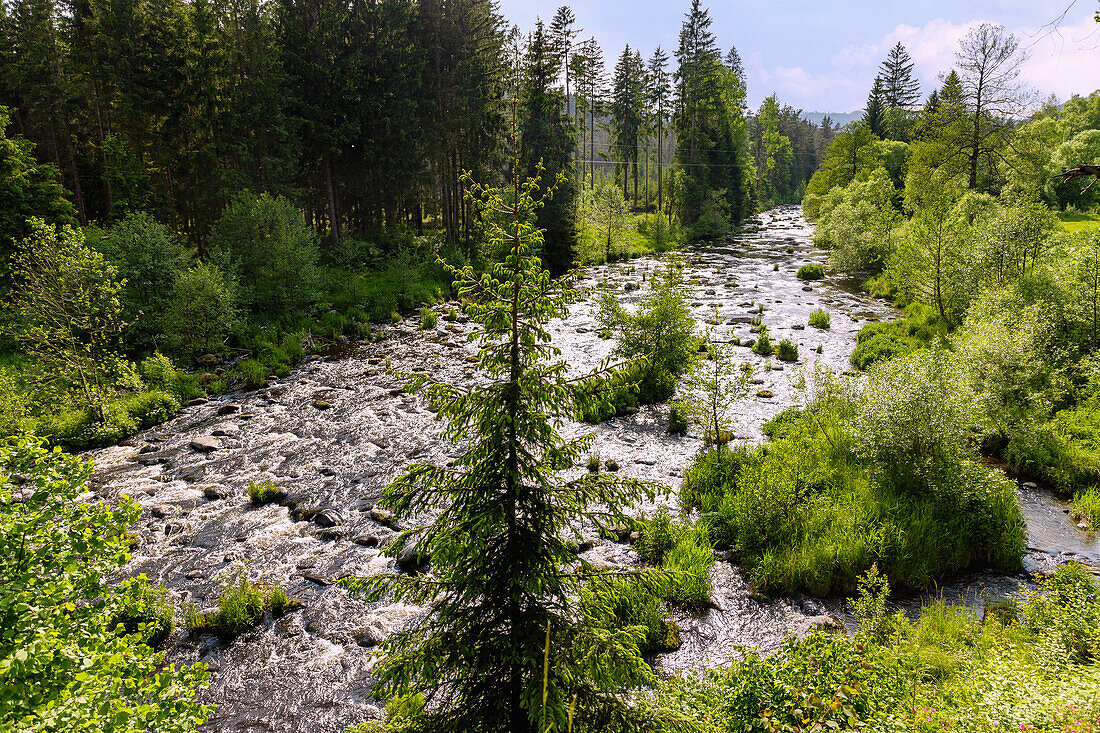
[497,0,1100,114]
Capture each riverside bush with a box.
[777,338,798,362]
[850,302,945,370]
[679,358,1024,596]
[0,438,211,731]
[796,263,825,280]
[752,325,774,356]
[109,573,176,647]
[653,563,1100,733]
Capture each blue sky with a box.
[498,0,1100,113]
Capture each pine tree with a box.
[863,76,887,138]
[878,42,921,109]
[570,36,605,190]
[610,45,643,202]
[648,46,671,216]
[367,112,659,733]
[674,0,719,164]
[520,21,577,274]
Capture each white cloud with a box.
[748,14,1100,113]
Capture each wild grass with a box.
[185,573,296,638]
[809,308,831,329]
[850,302,946,370]
[248,480,281,505]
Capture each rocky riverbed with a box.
[86,206,1098,732]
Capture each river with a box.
[86,205,1098,732]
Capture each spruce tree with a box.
[610,45,643,202]
[863,76,887,138]
[519,21,577,274]
[647,46,671,216]
[879,42,921,109]
[367,111,659,733]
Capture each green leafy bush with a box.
[752,325,774,356]
[419,307,438,330]
[796,264,825,280]
[162,262,239,358]
[0,438,211,731]
[210,192,320,323]
[809,309,831,329]
[668,405,688,434]
[109,574,176,647]
[777,338,798,362]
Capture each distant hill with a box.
[801,111,863,127]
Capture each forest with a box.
[2,0,1100,732]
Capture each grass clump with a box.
[809,308,831,329]
[419,307,438,330]
[776,338,798,362]
[109,574,175,647]
[752,325,774,356]
[234,358,267,388]
[1073,486,1100,528]
[668,405,688,434]
[185,572,296,638]
[796,263,825,280]
[248,479,280,505]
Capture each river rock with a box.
[217,403,240,415]
[189,437,221,453]
[138,444,158,454]
[397,545,428,570]
[202,486,226,501]
[353,535,381,548]
[177,466,206,482]
[312,400,332,410]
[310,509,342,528]
[792,614,845,639]
[370,506,394,525]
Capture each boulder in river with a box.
[189,437,221,453]
[310,509,342,528]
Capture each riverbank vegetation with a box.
[801,22,1100,526]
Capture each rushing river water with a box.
[86,206,1099,732]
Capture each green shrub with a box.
[668,405,688,434]
[752,325,773,356]
[809,309,831,329]
[248,480,280,505]
[777,338,798,362]
[186,572,294,638]
[796,263,825,280]
[595,261,696,407]
[1021,562,1100,663]
[419,307,438,330]
[580,575,668,656]
[115,390,180,429]
[234,359,267,388]
[139,352,204,403]
[0,438,211,731]
[210,192,320,322]
[109,574,175,647]
[851,303,946,370]
[162,262,238,358]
